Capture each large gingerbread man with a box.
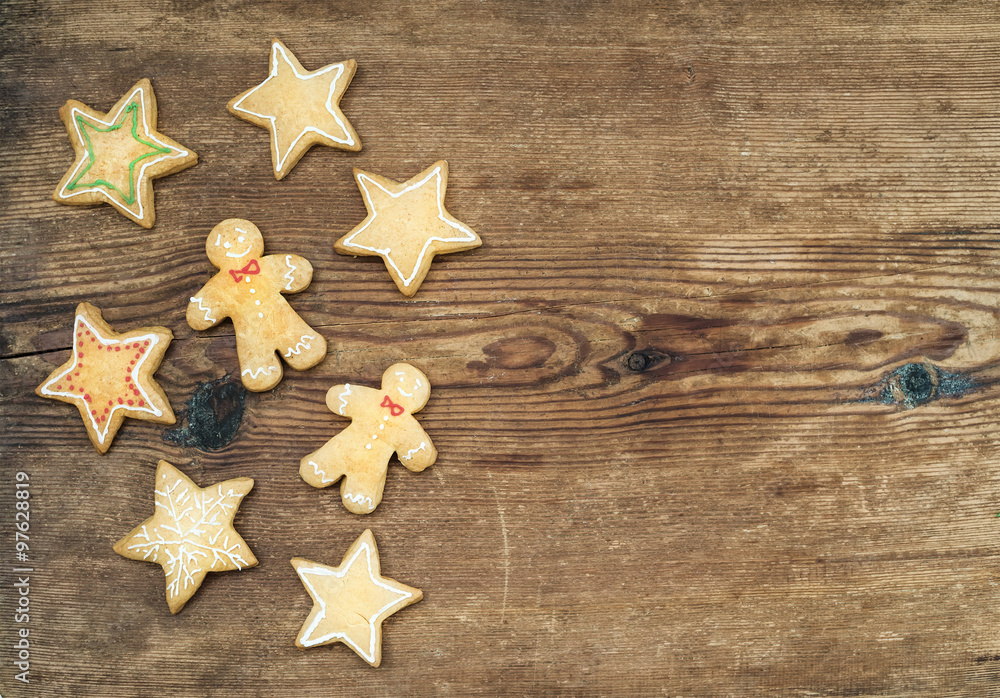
[187,218,327,391]
[300,363,437,514]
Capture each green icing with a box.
[67,102,171,205]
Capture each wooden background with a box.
[4,0,1000,694]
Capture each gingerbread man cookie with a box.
[334,161,481,296]
[292,529,422,666]
[300,363,436,514]
[187,219,327,392]
[53,79,197,228]
[228,40,361,180]
[36,302,175,453]
[114,460,257,614]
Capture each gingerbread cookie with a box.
[53,79,197,228]
[334,161,481,296]
[187,218,327,392]
[114,460,256,614]
[300,363,436,514]
[292,529,422,666]
[228,40,361,180]
[35,302,174,453]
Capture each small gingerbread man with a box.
[187,218,327,391]
[300,363,437,514]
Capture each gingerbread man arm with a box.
[394,420,437,472]
[325,383,378,419]
[261,254,313,295]
[187,275,229,330]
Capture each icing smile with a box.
[226,245,253,258]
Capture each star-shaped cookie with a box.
[36,302,174,453]
[114,460,257,614]
[53,79,197,228]
[292,529,422,667]
[335,161,482,296]
[228,40,361,180]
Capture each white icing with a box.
[230,41,354,172]
[242,366,278,380]
[57,84,190,220]
[296,540,414,660]
[283,254,297,290]
[39,314,163,444]
[190,296,216,323]
[400,442,427,462]
[341,166,477,287]
[308,459,333,485]
[337,384,352,415]
[343,491,375,511]
[284,334,316,358]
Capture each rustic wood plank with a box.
[5,0,1000,694]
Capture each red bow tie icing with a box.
[229,259,261,283]
[381,395,404,416]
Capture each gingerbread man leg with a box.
[339,465,389,515]
[279,316,327,372]
[237,338,283,392]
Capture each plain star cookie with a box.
[35,302,174,453]
[300,363,436,514]
[53,79,197,228]
[187,218,327,392]
[335,160,481,296]
[292,529,422,667]
[114,461,257,614]
[227,39,361,180]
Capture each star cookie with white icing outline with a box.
[292,529,422,667]
[228,39,362,180]
[114,460,257,614]
[53,79,198,228]
[335,160,481,296]
[35,302,175,453]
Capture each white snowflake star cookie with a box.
[114,461,257,614]
[228,39,361,180]
[292,529,422,667]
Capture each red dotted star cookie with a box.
[36,302,175,453]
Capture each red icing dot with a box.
[125,375,132,382]
[84,394,91,402]
[138,399,144,407]
[77,353,83,359]
[85,330,90,335]
[90,337,95,342]
[68,385,73,391]
[74,372,79,376]
[114,346,121,352]
[127,399,134,406]
[108,399,113,406]
[144,340,149,346]
[55,384,62,390]
[135,353,140,359]
[132,389,140,396]
[104,408,109,414]
[117,397,123,405]
[91,410,96,416]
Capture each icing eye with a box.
[224,241,231,249]
[215,234,222,245]
[238,236,245,243]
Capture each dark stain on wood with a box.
[163,374,246,451]
[859,362,976,410]
[624,349,670,373]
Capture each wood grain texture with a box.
[4,0,1000,694]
